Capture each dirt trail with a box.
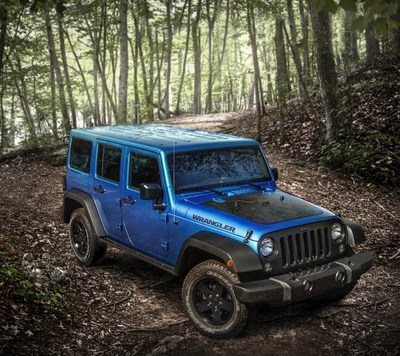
[1,112,399,356]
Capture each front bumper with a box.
[233,251,373,304]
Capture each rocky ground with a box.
[0,113,400,355]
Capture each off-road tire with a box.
[311,282,356,303]
[69,208,107,266]
[182,260,248,338]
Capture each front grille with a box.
[280,227,331,267]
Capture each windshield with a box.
[167,146,271,192]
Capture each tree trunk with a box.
[132,6,152,120]
[45,6,71,134]
[365,22,380,64]
[232,8,238,112]
[155,30,162,119]
[144,0,155,121]
[128,37,140,124]
[9,93,15,148]
[216,0,229,79]
[344,11,359,62]
[50,65,58,136]
[247,3,262,142]
[57,16,77,129]
[92,11,100,125]
[118,0,128,124]
[392,9,400,55]
[309,2,339,142]
[299,0,310,85]
[102,2,108,125]
[275,17,290,139]
[0,72,5,155]
[175,0,191,114]
[192,0,202,115]
[65,30,94,119]
[287,0,304,99]
[0,12,6,76]
[164,0,173,119]
[206,0,220,113]
[248,79,254,109]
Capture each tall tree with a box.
[144,0,155,121]
[118,0,128,124]
[175,0,191,114]
[246,2,262,142]
[57,16,77,129]
[365,22,380,64]
[44,5,71,135]
[392,8,400,54]
[299,0,310,85]
[275,17,290,139]
[287,0,304,99]
[309,2,339,142]
[344,11,359,62]
[92,10,100,125]
[164,0,173,119]
[206,0,220,113]
[192,0,202,115]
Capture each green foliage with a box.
[19,133,56,150]
[339,0,357,12]
[320,130,399,185]
[0,250,64,308]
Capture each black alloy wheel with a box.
[71,220,89,259]
[193,278,234,325]
[182,260,248,338]
[69,208,107,266]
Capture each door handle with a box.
[93,185,105,194]
[122,196,135,205]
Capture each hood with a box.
[203,190,323,224]
[177,187,328,224]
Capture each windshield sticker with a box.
[213,198,226,203]
[226,188,256,196]
[192,214,236,233]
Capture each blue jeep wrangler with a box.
[61,125,373,338]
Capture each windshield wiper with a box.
[176,186,227,196]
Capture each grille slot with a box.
[280,228,331,267]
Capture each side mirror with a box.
[271,167,279,181]
[139,183,165,211]
[140,183,163,200]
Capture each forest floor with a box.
[1,111,400,355]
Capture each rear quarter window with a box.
[69,138,92,173]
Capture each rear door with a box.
[92,141,125,240]
[121,148,169,257]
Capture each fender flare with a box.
[343,218,366,246]
[175,231,263,277]
[62,188,106,238]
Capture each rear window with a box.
[69,137,92,173]
[96,144,122,183]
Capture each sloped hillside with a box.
[255,54,400,186]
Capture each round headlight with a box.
[260,237,275,257]
[331,222,344,243]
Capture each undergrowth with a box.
[0,250,64,310]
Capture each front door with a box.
[122,148,168,257]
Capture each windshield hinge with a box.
[243,229,253,244]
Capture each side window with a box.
[129,152,161,189]
[70,137,92,173]
[96,144,122,183]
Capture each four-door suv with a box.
[61,125,373,338]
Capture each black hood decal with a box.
[203,191,322,224]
